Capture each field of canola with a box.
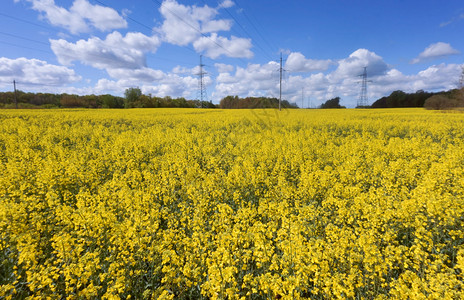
[0,108,464,299]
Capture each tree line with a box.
[219,95,298,109]
[370,88,464,110]
[0,88,216,109]
[0,87,298,109]
[1,87,462,110]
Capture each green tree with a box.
[320,97,345,109]
[124,87,142,108]
[219,95,239,109]
[101,94,124,108]
[424,89,464,110]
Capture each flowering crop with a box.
[0,108,463,299]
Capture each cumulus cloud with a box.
[0,57,81,86]
[21,0,127,34]
[214,61,280,99]
[91,73,201,98]
[144,74,202,98]
[106,68,165,82]
[218,0,235,9]
[285,52,333,72]
[411,42,460,64]
[157,0,253,58]
[193,33,253,59]
[215,63,234,73]
[158,0,231,45]
[50,31,160,69]
[327,49,389,84]
[413,63,462,90]
[172,65,196,75]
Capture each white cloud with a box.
[413,63,462,90]
[50,31,160,69]
[144,74,201,98]
[411,42,460,64]
[157,0,252,58]
[331,49,389,80]
[91,73,200,98]
[158,0,231,45]
[106,68,165,82]
[172,65,196,75]
[285,52,333,72]
[22,0,127,34]
[0,57,81,87]
[193,33,253,59]
[214,61,280,99]
[218,0,235,9]
[215,63,234,73]
[440,13,464,27]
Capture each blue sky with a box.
[1,0,463,107]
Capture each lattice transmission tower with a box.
[460,65,464,89]
[196,55,208,107]
[357,67,371,107]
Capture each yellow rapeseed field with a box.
[0,108,463,299]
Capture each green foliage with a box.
[0,90,61,107]
[320,97,345,109]
[124,87,143,108]
[372,90,435,108]
[60,94,86,108]
[424,88,464,110]
[101,94,124,108]
[219,95,298,109]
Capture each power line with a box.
[0,31,50,46]
[0,12,53,30]
[0,40,51,54]
[212,0,274,62]
[233,0,278,55]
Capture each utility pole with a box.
[196,55,207,107]
[358,67,371,108]
[301,88,304,109]
[13,80,18,109]
[279,52,282,111]
[459,65,464,89]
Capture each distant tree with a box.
[220,95,240,109]
[60,94,86,108]
[450,88,464,103]
[82,94,99,108]
[424,88,464,110]
[371,90,435,108]
[320,97,345,109]
[124,87,142,108]
[101,94,124,108]
[219,96,297,109]
[200,100,217,108]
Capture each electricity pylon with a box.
[358,67,372,107]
